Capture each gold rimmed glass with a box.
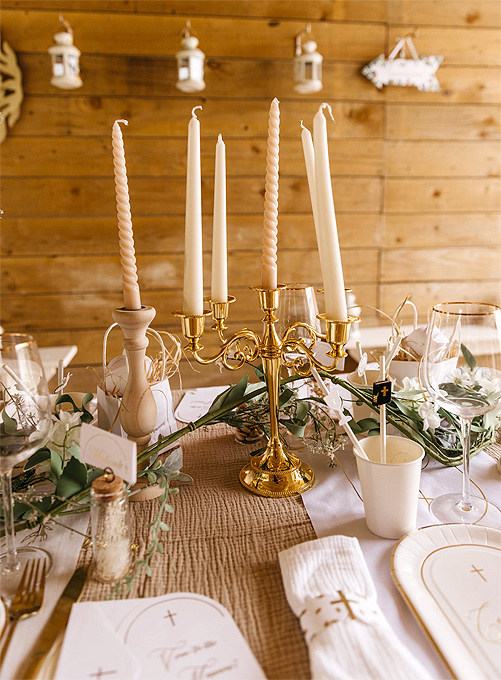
[0,334,52,575]
[421,303,501,525]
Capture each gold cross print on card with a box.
[471,564,487,582]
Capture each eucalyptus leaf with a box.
[278,388,295,407]
[25,447,51,470]
[50,451,64,483]
[55,394,79,411]
[461,344,477,370]
[56,455,88,498]
[355,418,380,432]
[280,420,306,437]
[2,411,18,435]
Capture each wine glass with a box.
[421,302,501,525]
[276,283,321,340]
[0,334,52,575]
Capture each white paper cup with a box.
[354,435,424,539]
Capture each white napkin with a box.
[279,535,432,680]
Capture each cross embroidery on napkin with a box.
[299,591,381,642]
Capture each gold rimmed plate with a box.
[391,524,501,680]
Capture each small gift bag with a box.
[97,324,180,449]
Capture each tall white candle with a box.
[301,121,324,273]
[112,119,142,311]
[261,98,280,290]
[313,103,348,321]
[183,106,204,316]
[211,134,227,303]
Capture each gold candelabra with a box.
[175,285,358,498]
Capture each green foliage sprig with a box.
[327,375,497,466]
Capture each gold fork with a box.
[0,559,46,668]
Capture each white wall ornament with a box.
[0,37,23,144]
[361,36,442,92]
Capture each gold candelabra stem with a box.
[175,286,358,497]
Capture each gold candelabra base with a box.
[176,286,358,498]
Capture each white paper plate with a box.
[391,524,501,680]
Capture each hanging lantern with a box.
[294,24,323,94]
[176,21,205,93]
[48,15,82,90]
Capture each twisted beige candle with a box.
[261,98,280,290]
[112,119,141,310]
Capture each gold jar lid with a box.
[91,467,124,501]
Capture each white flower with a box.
[401,376,420,392]
[418,401,441,433]
[49,410,82,450]
[451,367,473,387]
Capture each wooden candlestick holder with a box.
[112,305,157,448]
[112,305,160,501]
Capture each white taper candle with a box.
[112,119,142,310]
[183,106,204,316]
[211,134,227,303]
[261,98,280,290]
[313,103,348,321]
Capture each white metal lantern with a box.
[294,24,323,94]
[48,16,82,90]
[176,21,205,93]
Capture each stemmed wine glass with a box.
[422,302,501,525]
[0,334,52,574]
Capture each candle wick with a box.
[319,102,335,123]
[114,119,129,128]
[191,105,203,119]
[300,120,307,131]
[217,133,223,143]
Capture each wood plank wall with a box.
[1,0,500,390]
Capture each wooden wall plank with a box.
[17,53,500,106]
[388,27,501,67]
[8,97,385,138]
[385,141,500,178]
[387,104,501,141]
[0,1,389,23]
[382,247,501,282]
[381,282,501,317]
[1,177,382,217]
[383,214,501,248]
[17,53,382,102]
[0,214,383,257]
[389,1,501,28]
[1,10,386,61]
[384,66,501,105]
[1,283,378,332]
[385,178,501,213]
[2,136,385,177]
[1,249,379,295]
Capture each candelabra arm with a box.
[174,312,261,370]
[191,328,261,370]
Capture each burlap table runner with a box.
[76,420,315,680]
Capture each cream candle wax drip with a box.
[261,98,280,290]
[112,119,142,311]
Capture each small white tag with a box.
[80,423,137,484]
